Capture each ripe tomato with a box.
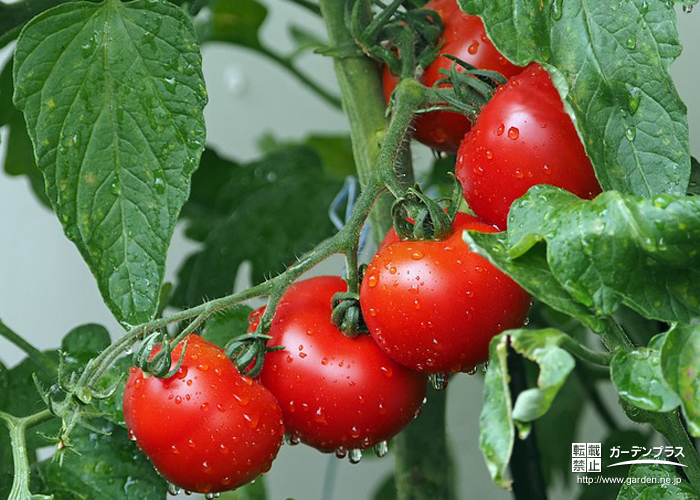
[123,335,284,494]
[455,63,602,229]
[382,0,523,152]
[360,213,531,373]
[258,276,427,453]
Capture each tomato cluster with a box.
[122,1,604,495]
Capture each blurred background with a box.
[1,1,698,498]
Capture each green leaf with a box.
[463,230,607,332]
[476,185,700,324]
[660,324,700,436]
[611,334,681,413]
[173,146,342,307]
[13,0,207,326]
[61,324,111,367]
[0,59,50,207]
[203,305,253,348]
[460,0,689,197]
[479,328,575,488]
[617,462,697,499]
[479,334,514,489]
[197,0,267,48]
[220,477,267,500]
[35,422,167,499]
[257,133,356,178]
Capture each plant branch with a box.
[559,335,613,366]
[0,409,54,500]
[258,44,342,110]
[0,319,57,375]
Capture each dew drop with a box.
[128,429,137,441]
[411,251,425,260]
[367,275,378,287]
[201,461,211,473]
[348,448,363,464]
[200,403,209,412]
[174,396,182,405]
[171,445,180,454]
[154,172,166,195]
[167,483,181,496]
[373,441,389,458]
[626,126,637,141]
[485,149,493,160]
[243,412,259,429]
[626,36,636,50]
[627,85,642,115]
[429,373,449,391]
[496,124,504,136]
[552,0,563,19]
[507,127,520,140]
[335,446,347,459]
[467,41,479,54]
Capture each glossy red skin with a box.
[382,0,523,152]
[258,276,427,453]
[360,213,531,373]
[123,335,284,494]
[456,63,602,229]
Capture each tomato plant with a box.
[1,0,699,499]
[360,213,531,373]
[456,63,602,229]
[382,0,523,152]
[123,335,285,494]
[258,276,427,454]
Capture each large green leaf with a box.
[468,186,700,325]
[35,422,167,499]
[463,231,606,332]
[460,0,689,197]
[617,462,698,499]
[13,0,207,326]
[173,146,342,307]
[611,333,681,413]
[661,324,700,436]
[479,328,575,489]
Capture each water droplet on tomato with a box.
[414,299,421,310]
[200,403,209,412]
[351,426,360,438]
[219,443,229,454]
[373,441,389,458]
[468,41,479,54]
[335,446,347,459]
[175,396,182,405]
[389,266,397,274]
[485,149,493,160]
[411,251,424,260]
[128,429,137,441]
[349,448,363,464]
[314,408,328,424]
[515,169,524,179]
[430,373,449,391]
[367,275,378,287]
[201,461,211,473]
[508,127,520,140]
[497,124,504,135]
[543,164,552,175]
[378,402,387,415]
[299,352,307,359]
[381,366,393,378]
[197,364,209,371]
[175,366,188,379]
[188,439,196,448]
[234,393,250,406]
[243,412,259,429]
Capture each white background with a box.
[1,2,698,498]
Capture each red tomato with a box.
[382,0,523,152]
[456,63,602,229]
[123,335,284,494]
[258,276,427,453]
[360,213,531,373]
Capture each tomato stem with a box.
[0,409,54,500]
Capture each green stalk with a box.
[0,409,54,500]
[319,0,399,242]
[0,320,57,375]
[394,388,455,500]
